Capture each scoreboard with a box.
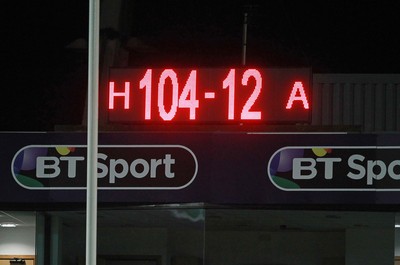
[107,68,311,124]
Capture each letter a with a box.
[286,81,309,109]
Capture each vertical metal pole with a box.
[242,12,248,66]
[86,0,99,264]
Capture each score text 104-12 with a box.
[107,68,311,124]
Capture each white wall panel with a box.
[313,74,400,132]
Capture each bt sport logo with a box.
[268,146,400,191]
[12,145,197,190]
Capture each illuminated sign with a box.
[12,145,197,190]
[107,68,311,123]
[269,146,400,191]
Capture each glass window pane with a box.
[204,209,394,265]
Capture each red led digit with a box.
[139,69,152,120]
[286,81,309,109]
[158,69,179,121]
[223,69,235,120]
[241,69,262,120]
[178,70,199,120]
[108,81,130,109]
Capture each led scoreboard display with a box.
[107,68,311,123]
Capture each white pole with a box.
[86,0,100,264]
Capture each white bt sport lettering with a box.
[292,157,342,180]
[347,154,400,185]
[291,154,400,185]
[36,153,176,184]
[37,156,85,178]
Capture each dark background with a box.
[2,0,400,131]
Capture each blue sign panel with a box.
[1,132,400,206]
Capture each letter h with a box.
[108,82,130,109]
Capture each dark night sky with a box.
[2,0,400,131]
